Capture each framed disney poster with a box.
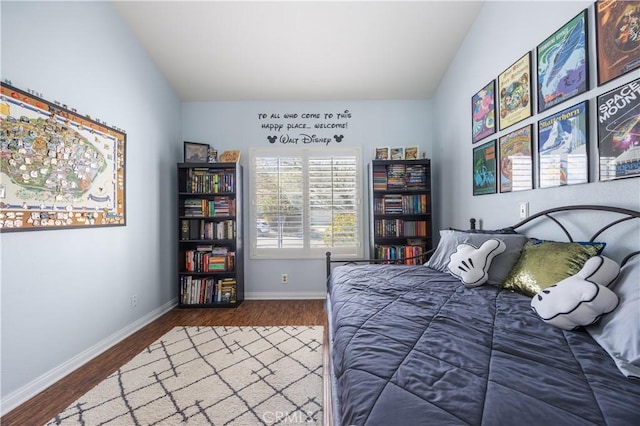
[390,147,404,160]
[538,101,589,188]
[597,78,640,181]
[375,147,389,160]
[537,9,589,113]
[0,83,126,232]
[499,125,533,193]
[472,80,496,143]
[498,52,532,131]
[473,140,497,195]
[595,0,640,86]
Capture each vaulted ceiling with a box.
[112,1,483,102]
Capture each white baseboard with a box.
[245,291,326,300]
[1,297,178,416]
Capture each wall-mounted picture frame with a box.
[404,146,419,160]
[499,125,533,193]
[390,147,404,160]
[375,147,390,160]
[597,78,640,181]
[595,0,640,86]
[538,101,589,188]
[498,52,532,131]
[473,139,497,195]
[537,9,589,113]
[0,83,126,232]
[472,80,496,143]
[184,141,210,163]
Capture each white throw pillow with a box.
[446,239,506,287]
[427,230,527,285]
[530,256,620,330]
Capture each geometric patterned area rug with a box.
[46,326,324,425]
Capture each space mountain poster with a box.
[597,78,640,180]
[537,10,588,113]
[538,101,589,188]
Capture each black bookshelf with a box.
[177,162,244,307]
[369,159,432,264]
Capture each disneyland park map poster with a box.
[498,52,532,131]
[0,83,126,232]
[596,0,640,85]
[597,78,640,180]
[537,9,589,113]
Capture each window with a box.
[249,147,363,259]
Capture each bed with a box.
[325,205,640,426]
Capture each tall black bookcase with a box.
[177,162,244,307]
[369,159,432,264]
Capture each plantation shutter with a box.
[250,147,363,259]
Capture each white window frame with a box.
[249,146,363,260]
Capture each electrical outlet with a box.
[519,202,529,219]
[130,295,137,308]
[281,273,288,284]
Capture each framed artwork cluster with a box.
[472,2,640,196]
[375,146,420,161]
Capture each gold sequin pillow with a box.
[501,239,605,296]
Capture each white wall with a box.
[0,1,181,408]
[432,1,640,235]
[182,100,433,297]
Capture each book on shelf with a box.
[216,278,237,303]
[183,197,235,217]
[374,194,429,215]
[180,276,237,304]
[374,219,429,237]
[186,168,236,193]
[184,247,235,272]
[375,244,426,265]
[373,162,428,191]
[181,219,236,240]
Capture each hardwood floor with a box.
[1,300,328,426]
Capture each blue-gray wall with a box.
[1,0,639,414]
[0,1,182,409]
[182,100,433,298]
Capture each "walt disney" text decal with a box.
[258,110,352,145]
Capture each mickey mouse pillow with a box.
[447,239,507,287]
[530,256,620,330]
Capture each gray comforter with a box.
[328,264,640,425]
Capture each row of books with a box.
[373,164,428,191]
[375,244,426,265]
[184,246,235,272]
[373,194,429,215]
[374,219,429,237]
[183,197,235,217]
[181,219,236,240]
[185,168,235,194]
[180,276,237,304]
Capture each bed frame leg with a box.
[326,251,332,281]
